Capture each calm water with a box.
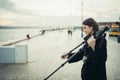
[0,28,40,42]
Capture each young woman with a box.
[61,18,107,80]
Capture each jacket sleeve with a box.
[67,47,84,63]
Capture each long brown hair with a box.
[82,18,99,32]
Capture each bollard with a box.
[118,35,120,43]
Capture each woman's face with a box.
[83,25,93,35]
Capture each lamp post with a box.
[119,17,120,22]
[81,0,83,37]
[118,17,120,27]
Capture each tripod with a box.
[44,26,108,80]
[44,40,87,80]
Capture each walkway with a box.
[0,30,120,80]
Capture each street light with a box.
[119,17,120,22]
[81,0,83,37]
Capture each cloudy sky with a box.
[0,0,120,26]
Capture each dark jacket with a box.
[68,36,107,80]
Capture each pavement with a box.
[0,30,120,80]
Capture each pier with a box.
[0,30,120,80]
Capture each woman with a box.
[61,18,107,80]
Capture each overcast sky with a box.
[0,0,120,26]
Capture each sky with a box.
[0,0,120,27]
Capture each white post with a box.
[81,0,83,37]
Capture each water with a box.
[0,28,40,43]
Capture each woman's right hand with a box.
[61,54,68,59]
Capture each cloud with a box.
[0,19,14,25]
[0,0,120,26]
[0,0,17,12]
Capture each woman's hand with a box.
[87,35,96,51]
[61,54,68,59]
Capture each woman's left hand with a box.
[87,35,96,51]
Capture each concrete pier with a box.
[0,30,120,80]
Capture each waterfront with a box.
[0,30,120,80]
